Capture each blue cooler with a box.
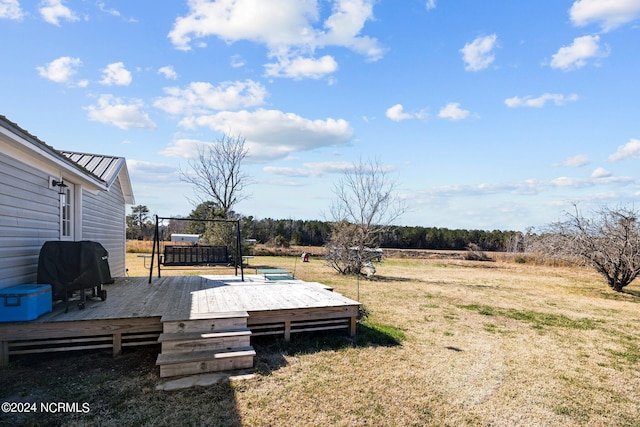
[0,284,52,322]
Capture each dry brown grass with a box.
[256,256,640,426]
[3,250,640,426]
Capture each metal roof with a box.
[60,151,124,187]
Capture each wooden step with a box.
[161,310,249,323]
[156,347,256,378]
[161,311,249,334]
[158,329,252,354]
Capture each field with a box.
[2,249,640,426]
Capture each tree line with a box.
[246,219,515,252]
[127,205,516,251]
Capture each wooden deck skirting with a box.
[247,306,358,341]
[0,317,163,363]
[0,275,360,365]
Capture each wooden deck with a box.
[0,275,360,365]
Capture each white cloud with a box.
[386,104,413,122]
[230,55,246,68]
[96,1,120,18]
[570,0,640,32]
[550,173,632,188]
[460,34,498,71]
[168,0,317,50]
[420,173,633,199]
[550,35,608,71]
[265,55,338,79]
[0,0,23,20]
[100,62,132,86]
[316,0,384,60]
[425,0,436,11]
[555,154,590,167]
[158,139,205,159]
[591,167,612,178]
[158,66,178,80]
[263,161,354,177]
[505,93,579,108]
[126,159,180,185]
[168,0,383,79]
[96,1,137,23]
[86,94,157,130]
[386,104,428,122]
[437,102,471,121]
[127,159,176,176]
[608,138,640,161]
[36,56,82,84]
[422,180,543,197]
[154,80,268,115]
[174,108,353,161]
[39,0,78,26]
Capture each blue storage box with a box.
[0,284,52,322]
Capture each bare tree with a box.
[325,221,363,275]
[180,134,249,218]
[532,205,640,292]
[326,158,407,275]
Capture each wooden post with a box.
[349,316,357,337]
[112,333,122,357]
[284,320,291,341]
[0,341,8,366]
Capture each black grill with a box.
[37,241,113,310]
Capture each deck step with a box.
[161,313,249,334]
[157,311,254,378]
[161,310,250,323]
[158,329,252,354]
[156,347,256,378]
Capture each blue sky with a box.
[2,1,640,231]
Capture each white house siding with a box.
[81,177,126,277]
[0,152,59,288]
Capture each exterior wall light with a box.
[51,178,68,195]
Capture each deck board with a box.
[0,274,360,364]
[144,277,175,317]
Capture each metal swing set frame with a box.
[148,215,244,283]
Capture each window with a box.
[61,182,74,240]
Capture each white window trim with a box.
[59,182,82,241]
[60,182,73,240]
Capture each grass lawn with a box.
[2,251,640,426]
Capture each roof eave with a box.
[117,159,135,204]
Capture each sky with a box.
[1,0,640,232]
